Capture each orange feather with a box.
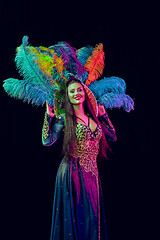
[84,43,105,86]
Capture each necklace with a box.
[76,115,90,127]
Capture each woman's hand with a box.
[98,104,106,117]
[46,100,55,118]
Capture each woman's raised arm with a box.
[42,101,65,146]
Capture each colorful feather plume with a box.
[84,43,105,86]
[3,36,65,109]
[3,36,85,115]
[3,35,134,116]
[15,36,61,91]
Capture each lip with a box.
[74,96,82,100]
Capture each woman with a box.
[3,36,134,240]
[42,78,117,240]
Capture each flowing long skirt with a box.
[50,156,108,240]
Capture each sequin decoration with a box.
[42,112,49,140]
[71,122,102,178]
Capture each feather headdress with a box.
[3,36,134,116]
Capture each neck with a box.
[73,104,86,117]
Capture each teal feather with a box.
[3,78,56,107]
[15,37,55,91]
[97,92,134,112]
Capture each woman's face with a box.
[67,82,85,105]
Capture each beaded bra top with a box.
[71,118,102,178]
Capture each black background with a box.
[0,1,158,240]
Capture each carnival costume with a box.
[3,36,134,240]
